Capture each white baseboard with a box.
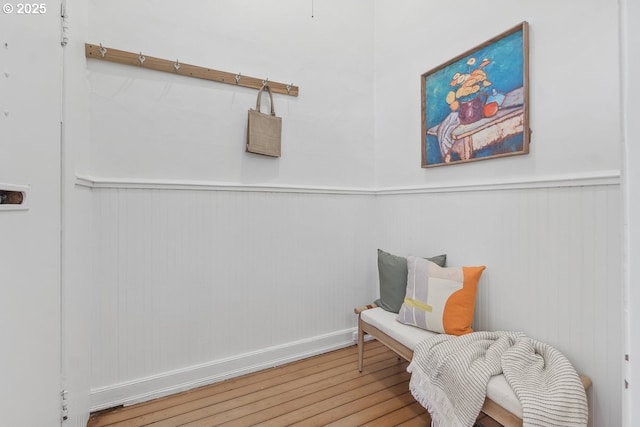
[62,413,90,427]
[351,330,375,343]
[89,327,357,412]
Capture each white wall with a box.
[61,0,94,425]
[56,1,627,426]
[374,0,620,188]
[82,0,378,410]
[0,5,62,427]
[621,0,639,425]
[88,185,376,408]
[87,0,374,188]
[375,183,622,427]
[373,1,623,427]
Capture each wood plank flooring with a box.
[87,340,501,427]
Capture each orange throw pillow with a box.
[397,256,485,335]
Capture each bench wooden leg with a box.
[357,317,365,372]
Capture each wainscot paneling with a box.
[375,183,622,427]
[89,185,377,410]
[85,175,621,427]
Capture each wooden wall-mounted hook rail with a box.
[85,43,299,97]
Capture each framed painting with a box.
[421,22,529,167]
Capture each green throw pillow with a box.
[374,249,447,313]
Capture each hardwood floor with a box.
[87,341,501,427]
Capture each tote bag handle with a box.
[255,85,276,116]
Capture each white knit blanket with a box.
[407,331,588,427]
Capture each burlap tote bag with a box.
[246,84,282,157]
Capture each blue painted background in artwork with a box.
[424,28,524,165]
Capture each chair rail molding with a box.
[76,170,621,196]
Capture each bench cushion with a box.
[361,305,439,349]
[360,307,522,418]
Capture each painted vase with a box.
[458,94,486,124]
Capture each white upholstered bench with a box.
[355,304,592,427]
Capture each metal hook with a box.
[261,78,269,88]
[99,43,107,58]
[286,83,293,94]
[235,73,241,84]
[174,59,181,72]
[138,52,146,65]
